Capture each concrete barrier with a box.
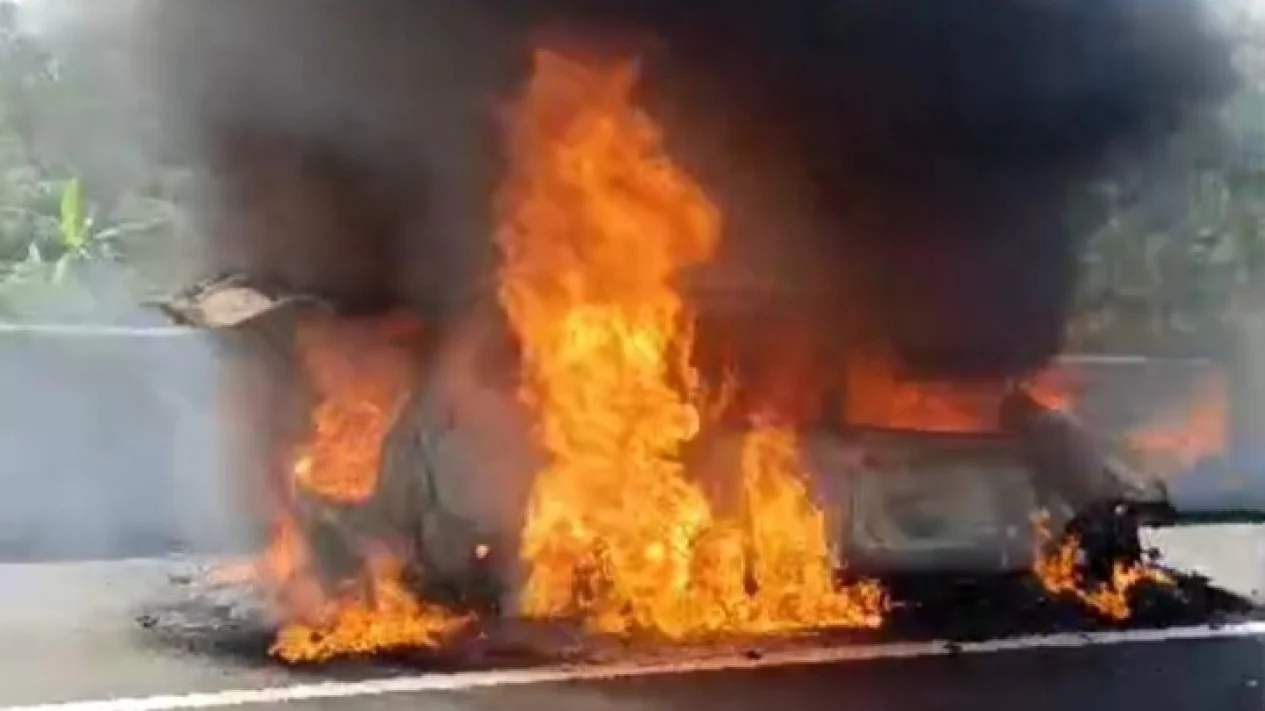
[0,324,248,561]
[0,319,1258,562]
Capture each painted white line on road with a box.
[6,621,1265,711]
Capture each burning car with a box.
[146,0,1237,664]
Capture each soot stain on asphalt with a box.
[870,569,1262,644]
[134,566,1265,673]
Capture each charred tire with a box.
[372,381,510,616]
[1063,501,1144,583]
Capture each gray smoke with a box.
[0,0,1230,566]
[131,0,1233,379]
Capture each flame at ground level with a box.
[269,545,472,663]
[496,48,884,638]
[261,315,472,663]
[1031,512,1172,621]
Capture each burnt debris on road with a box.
[136,558,1262,673]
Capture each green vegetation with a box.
[1066,7,1265,355]
[0,0,192,322]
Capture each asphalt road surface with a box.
[301,639,1265,711]
[0,527,1263,711]
[5,621,1265,711]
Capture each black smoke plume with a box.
[137,0,1233,378]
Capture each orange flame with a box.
[841,359,1080,434]
[1024,368,1074,413]
[496,49,883,638]
[271,549,472,663]
[843,357,1007,433]
[1031,512,1171,621]
[259,315,470,663]
[1125,372,1227,473]
[735,425,887,631]
[289,316,420,503]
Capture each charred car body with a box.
[167,274,1169,619]
[145,0,1238,646]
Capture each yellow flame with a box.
[1031,512,1172,621]
[496,48,883,638]
[263,316,471,662]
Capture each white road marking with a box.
[4,621,1265,711]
